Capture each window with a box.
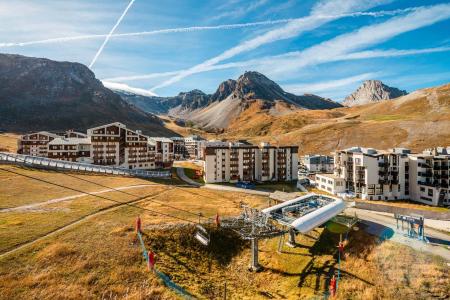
[428,189,433,197]
[420,187,425,192]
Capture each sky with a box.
[1,0,449,100]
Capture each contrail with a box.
[0,8,417,49]
[89,0,136,69]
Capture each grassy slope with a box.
[0,133,19,152]
[0,167,448,299]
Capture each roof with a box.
[48,137,91,145]
[148,137,173,143]
[316,173,343,180]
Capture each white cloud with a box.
[148,0,395,92]
[102,45,450,83]
[262,3,450,76]
[282,72,379,94]
[102,81,158,96]
[0,19,297,48]
[211,0,269,21]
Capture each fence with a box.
[355,201,450,220]
[0,152,171,179]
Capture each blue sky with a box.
[1,0,449,100]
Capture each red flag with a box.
[215,212,220,228]
[330,275,336,297]
[148,251,155,271]
[136,216,141,233]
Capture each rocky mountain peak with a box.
[233,71,287,101]
[343,80,407,107]
[210,79,236,102]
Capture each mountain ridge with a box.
[0,53,175,136]
[117,71,343,129]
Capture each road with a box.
[175,167,270,196]
[346,207,450,261]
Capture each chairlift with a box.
[194,224,210,246]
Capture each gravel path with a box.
[0,184,163,213]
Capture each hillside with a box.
[117,71,342,129]
[0,54,175,136]
[179,83,450,153]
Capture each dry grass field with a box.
[0,133,19,152]
[0,165,448,299]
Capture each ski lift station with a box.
[262,193,345,234]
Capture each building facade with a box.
[203,142,298,183]
[170,137,188,160]
[88,122,156,170]
[184,135,206,159]
[408,147,450,206]
[300,155,334,173]
[317,146,450,206]
[47,137,92,163]
[17,131,59,157]
[149,137,174,168]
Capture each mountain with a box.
[116,71,342,130]
[203,83,450,154]
[0,53,175,136]
[343,80,408,107]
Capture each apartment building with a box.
[300,155,334,173]
[203,142,298,183]
[184,135,205,159]
[148,137,174,168]
[17,131,60,157]
[316,173,346,195]
[317,146,450,207]
[170,137,188,160]
[408,147,450,206]
[325,147,410,200]
[87,122,156,170]
[47,137,92,163]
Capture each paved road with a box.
[346,207,450,261]
[175,167,202,187]
[175,167,270,196]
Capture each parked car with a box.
[236,181,255,189]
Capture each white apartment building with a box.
[318,147,410,201]
[184,135,206,159]
[148,137,174,168]
[300,155,334,173]
[316,173,346,195]
[203,142,298,183]
[317,146,450,207]
[408,147,450,206]
[48,137,92,163]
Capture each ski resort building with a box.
[203,142,298,183]
[88,122,157,170]
[17,131,60,157]
[408,147,450,206]
[47,137,92,163]
[148,137,174,168]
[317,146,450,206]
[300,155,334,173]
[184,135,206,159]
